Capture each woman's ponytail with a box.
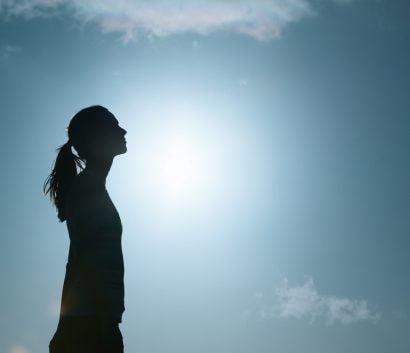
[43,141,84,222]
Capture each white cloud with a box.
[0,0,63,18]
[275,278,324,321]
[253,278,380,325]
[1,0,314,41]
[325,296,378,324]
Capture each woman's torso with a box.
[59,170,124,322]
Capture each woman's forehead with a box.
[98,111,119,126]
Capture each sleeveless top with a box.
[59,170,125,323]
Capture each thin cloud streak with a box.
[1,0,315,41]
[251,278,380,325]
[0,0,63,19]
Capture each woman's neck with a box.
[85,158,113,182]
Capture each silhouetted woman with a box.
[44,105,127,353]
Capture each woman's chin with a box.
[118,146,127,155]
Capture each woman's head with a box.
[68,105,127,160]
[44,105,127,221]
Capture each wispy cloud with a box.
[249,278,380,325]
[0,0,359,42]
[0,0,63,19]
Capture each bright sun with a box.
[154,133,205,199]
[161,140,201,192]
[137,122,218,212]
[121,100,231,216]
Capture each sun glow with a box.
[159,138,201,193]
[112,98,251,240]
[128,101,224,214]
[150,131,209,202]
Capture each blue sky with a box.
[1,1,409,353]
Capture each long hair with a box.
[44,105,109,222]
[43,142,85,222]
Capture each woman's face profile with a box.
[90,111,127,160]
